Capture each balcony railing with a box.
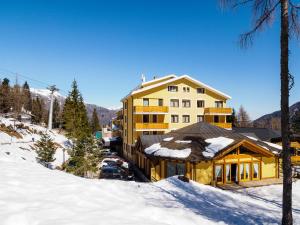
[135,123,169,130]
[204,107,232,115]
[134,106,169,114]
[210,122,232,129]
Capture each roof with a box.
[232,127,281,142]
[121,74,231,101]
[138,122,281,162]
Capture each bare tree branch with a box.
[219,0,255,9]
[290,1,300,9]
[290,2,300,38]
[240,0,280,48]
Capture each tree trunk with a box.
[281,0,293,224]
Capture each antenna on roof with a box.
[141,74,146,83]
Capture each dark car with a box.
[99,166,122,179]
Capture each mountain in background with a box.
[30,88,118,126]
[253,101,300,130]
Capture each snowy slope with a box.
[0,117,70,167]
[1,118,300,225]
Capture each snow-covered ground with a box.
[1,117,300,225]
[0,117,70,167]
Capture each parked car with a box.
[99,166,122,179]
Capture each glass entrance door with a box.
[239,163,250,182]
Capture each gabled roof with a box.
[121,74,231,101]
[138,122,280,162]
[232,127,281,142]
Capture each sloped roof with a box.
[122,74,231,101]
[138,122,281,162]
[232,127,281,141]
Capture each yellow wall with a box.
[195,161,213,185]
[261,157,277,178]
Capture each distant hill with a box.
[30,88,118,126]
[253,101,300,129]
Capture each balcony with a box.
[134,106,169,114]
[135,123,169,130]
[210,122,232,129]
[204,107,232,115]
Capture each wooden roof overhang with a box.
[213,139,276,161]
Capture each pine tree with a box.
[0,78,11,113]
[62,80,90,139]
[22,81,32,112]
[32,97,45,124]
[90,108,101,134]
[66,136,100,177]
[53,98,61,128]
[35,132,57,165]
[292,111,300,134]
[12,83,22,116]
[227,108,238,128]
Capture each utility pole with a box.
[47,85,59,130]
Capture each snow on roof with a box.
[131,75,231,100]
[246,135,258,141]
[163,137,174,142]
[175,140,192,144]
[203,137,234,158]
[145,143,191,159]
[263,141,282,150]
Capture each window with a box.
[215,165,223,182]
[143,131,150,135]
[183,87,190,92]
[143,115,149,123]
[124,129,127,137]
[152,131,158,135]
[168,86,178,92]
[152,115,157,123]
[182,100,191,108]
[124,102,127,109]
[197,115,204,122]
[170,99,179,107]
[143,98,149,106]
[252,163,259,179]
[124,115,127,123]
[182,115,190,123]
[197,88,205,94]
[214,116,219,123]
[197,100,205,108]
[167,162,186,177]
[158,99,163,106]
[171,115,179,123]
[215,101,223,108]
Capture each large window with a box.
[182,115,190,123]
[215,101,223,108]
[197,88,205,94]
[183,87,190,92]
[182,100,191,108]
[168,86,178,92]
[143,98,149,106]
[197,100,205,108]
[215,165,223,183]
[167,162,186,177]
[143,115,149,123]
[240,163,250,181]
[197,115,204,122]
[170,99,179,107]
[152,115,157,123]
[124,102,127,109]
[252,163,259,180]
[171,115,179,123]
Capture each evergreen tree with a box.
[22,81,32,112]
[53,98,61,128]
[62,80,90,139]
[227,108,238,128]
[35,132,57,165]
[12,83,22,116]
[66,136,100,177]
[0,78,11,113]
[32,97,45,124]
[90,108,101,133]
[292,111,300,134]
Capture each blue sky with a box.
[0,0,299,119]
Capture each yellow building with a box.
[135,122,281,186]
[121,74,232,160]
